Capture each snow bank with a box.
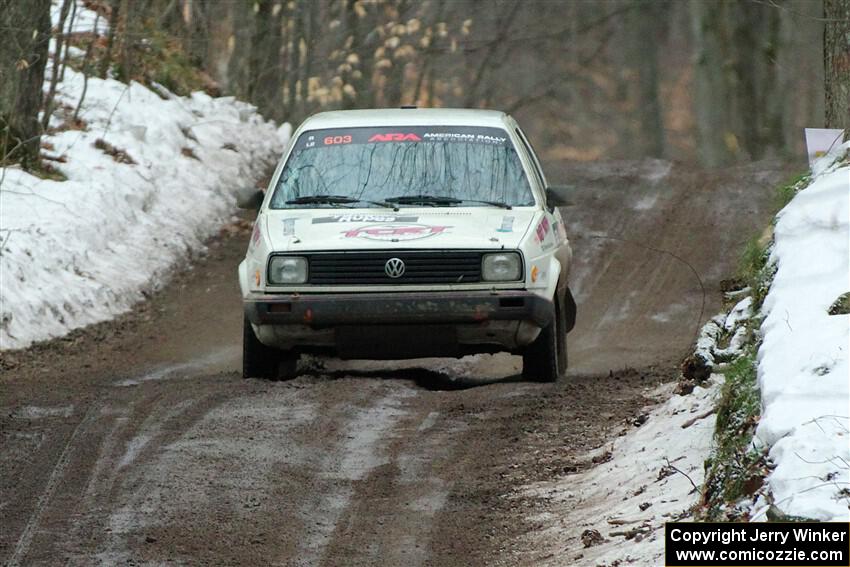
[522,378,720,566]
[752,143,850,522]
[0,64,288,349]
[521,305,757,566]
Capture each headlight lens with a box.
[482,252,522,281]
[268,256,308,284]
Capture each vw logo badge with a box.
[384,257,405,278]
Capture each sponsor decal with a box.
[368,133,422,142]
[531,265,548,283]
[496,215,514,233]
[342,223,450,241]
[312,214,418,224]
[281,218,297,236]
[323,134,352,145]
[422,132,507,145]
[535,217,551,242]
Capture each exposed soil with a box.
[0,159,791,566]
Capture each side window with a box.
[514,128,548,188]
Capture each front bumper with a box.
[244,290,553,328]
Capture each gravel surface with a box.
[0,159,790,566]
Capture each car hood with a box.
[263,208,538,252]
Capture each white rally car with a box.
[238,108,575,382]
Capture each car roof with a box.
[299,108,511,130]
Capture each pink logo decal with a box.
[535,217,551,242]
[343,224,449,241]
[368,133,422,142]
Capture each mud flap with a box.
[563,288,577,333]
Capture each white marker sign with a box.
[804,128,845,166]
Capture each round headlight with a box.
[268,256,308,284]
[482,252,521,281]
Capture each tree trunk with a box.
[336,0,379,110]
[119,0,143,82]
[299,0,317,118]
[247,0,284,119]
[286,1,303,116]
[690,0,731,166]
[0,0,52,169]
[60,0,78,81]
[629,0,666,158]
[99,0,121,78]
[824,0,850,133]
[43,0,75,130]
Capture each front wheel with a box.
[522,297,567,383]
[242,316,299,380]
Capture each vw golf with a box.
[238,108,576,382]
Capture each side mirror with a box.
[236,188,265,210]
[545,185,575,209]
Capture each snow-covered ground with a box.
[0,4,289,350]
[521,303,753,566]
[751,143,850,522]
[522,378,718,566]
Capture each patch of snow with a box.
[522,378,721,566]
[713,326,748,360]
[724,297,752,331]
[649,302,688,323]
[115,347,239,386]
[12,405,75,419]
[633,193,659,211]
[0,68,288,349]
[51,1,109,35]
[693,315,725,366]
[751,143,850,522]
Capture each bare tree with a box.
[99,0,121,78]
[824,0,850,134]
[0,0,52,169]
[43,0,75,130]
[629,0,666,158]
[247,0,284,117]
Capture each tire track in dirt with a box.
[0,159,793,566]
[6,404,98,567]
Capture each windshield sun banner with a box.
[291,126,512,151]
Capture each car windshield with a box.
[269,126,535,208]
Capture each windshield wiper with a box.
[285,195,395,209]
[386,195,512,209]
[456,199,512,209]
[386,194,463,206]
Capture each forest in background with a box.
[1,0,849,171]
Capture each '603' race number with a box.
[324,135,352,145]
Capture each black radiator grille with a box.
[306,251,483,285]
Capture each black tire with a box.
[522,297,567,383]
[242,316,299,380]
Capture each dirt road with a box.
[0,160,789,566]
